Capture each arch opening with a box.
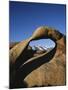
[29,39,55,51]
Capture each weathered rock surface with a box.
[9,26,66,88]
[24,38,66,87]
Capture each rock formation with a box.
[9,26,66,88]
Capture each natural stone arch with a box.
[10,26,63,64]
[9,26,66,88]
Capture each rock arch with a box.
[10,26,66,88]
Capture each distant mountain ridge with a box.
[10,42,52,51]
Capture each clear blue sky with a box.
[9,1,66,48]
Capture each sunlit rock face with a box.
[10,26,66,88]
[24,36,66,87]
